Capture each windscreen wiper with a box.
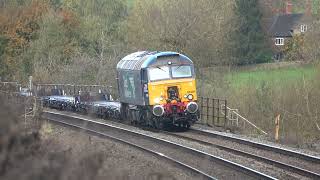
[156,66,167,72]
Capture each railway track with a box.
[186,128,320,178]
[164,130,320,179]
[42,110,275,180]
[191,127,320,164]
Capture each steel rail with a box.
[164,131,320,179]
[43,112,216,180]
[191,127,320,164]
[42,110,276,180]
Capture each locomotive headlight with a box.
[187,94,193,100]
[154,98,161,104]
[154,96,164,104]
[187,102,198,114]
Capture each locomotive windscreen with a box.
[148,66,170,81]
[172,65,192,78]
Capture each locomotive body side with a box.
[117,69,145,105]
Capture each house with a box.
[268,3,312,60]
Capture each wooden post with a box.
[212,99,215,125]
[275,114,281,142]
[206,98,209,125]
[217,99,220,126]
[224,100,227,128]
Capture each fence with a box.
[221,104,268,135]
[0,81,21,92]
[199,97,227,127]
[35,84,115,97]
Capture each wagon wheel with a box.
[102,109,108,119]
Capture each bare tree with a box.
[127,0,236,67]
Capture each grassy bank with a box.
[227,65,317,89]
[198,63,320,148]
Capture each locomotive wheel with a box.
[150,120,156,129]
[186,123,191,129]
[154,119,164,129]
[181,122,190,129]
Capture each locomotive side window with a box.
[172,65,192,78]
[123,73,136,99]
[148,66,170,81]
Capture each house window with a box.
[275,38,284,46]
[301,25,307,32]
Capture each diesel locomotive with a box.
[117,51,199,128]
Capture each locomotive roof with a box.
[117,51,193,70]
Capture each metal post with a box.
[29,76,32,90]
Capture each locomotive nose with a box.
[153,105,165,116]
[186,102,198,114]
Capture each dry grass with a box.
[0,95,106,180]
[199,63,320,148]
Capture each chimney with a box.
[286,0,293,14]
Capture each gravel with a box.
[45,112,257,180]
[41,122,198,180]
[43,109,319,179]
[180,129,320,175]
[192,124,320,157]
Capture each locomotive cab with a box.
[117,51,199,129]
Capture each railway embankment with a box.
[42,109,320,180]
[0,94,192,180]
[1,92,320,180]
[40,123,196,180]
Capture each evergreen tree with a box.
[233,0,272,65]
[0,36,8,78]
